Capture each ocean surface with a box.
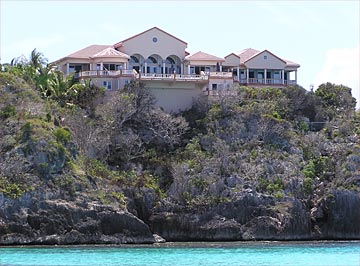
[0,241,359,266]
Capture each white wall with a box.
[122,28,187,61]
[245,51,286,69]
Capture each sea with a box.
[0,241,359,266]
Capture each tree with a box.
[315,82,356,120]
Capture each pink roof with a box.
[114,26,188,48]
[236,48,299,67]
[185,51,225,62]
[237,48,260,64]
[92,47,130,59]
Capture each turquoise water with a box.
[0,242,359,266]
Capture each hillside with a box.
[0,58,359,244]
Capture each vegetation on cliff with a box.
[0,50,359,243]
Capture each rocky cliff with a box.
[0,73,359,244]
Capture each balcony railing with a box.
[237,78,296,85]
[209,72,233,78]
[78,69,137,78]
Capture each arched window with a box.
[146,56,157,64]
[130,56,139,63]
[166,57,175,64]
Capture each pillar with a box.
[264,69,267,84]
[66,63,69,75]
[188,65,191,75]
[144,62,147,74]
[237,66,240,82]
[219,65,222,72]
[282,70,285,85]
[163,62,166,74]
[181,63,184,75]
[246,68,249,84]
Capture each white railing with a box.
[209,72,233,78]
[78,70,136,78]
[140,73,175,80]
[238,78,296,85]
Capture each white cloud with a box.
[314,46,360,108]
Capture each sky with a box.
[1,0,359,108]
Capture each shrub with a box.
[0,104,16,119]
[302,160,315,179]
[303,177,313,195]
[54,127,71,144]
[0,179,26,199]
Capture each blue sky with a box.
[1,1,359,107]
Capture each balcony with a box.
[77,69,137,78]
[236,78,296,86]
[138,73,208,82]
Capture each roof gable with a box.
[244,49,286,64]
[91,47,130,59]
[114,26,187,48]
[237,48,260,64]
[185,51,225,62]
[244,50,287,69]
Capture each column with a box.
[100,62,103,71]
[144,62,147,74]
[188,65,191,75]
[282,70,285,85]
[181,63,184,75]
[89,64,92,71]
[246,68,249,84]
[66,63,69,75]
[295,70,297,84]
[163,62,166,74]
[264,69,267,84]
[237,66,240,82]
[219,65,222,72]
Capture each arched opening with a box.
[129,54,145,73]
[146,54,163,74]
[165,55,181,74]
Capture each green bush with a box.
[0,179,26,199]
[302,160,315,179]
[54,127,71,144]
[303,177,313,195]
[0,104,16,119]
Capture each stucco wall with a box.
[122,28,187,61]
[245,51,286,69]
[223,54,240,67]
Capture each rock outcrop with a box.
[0,191,155,245]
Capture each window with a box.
[103,81,112,90]
[212,83,217,90]
[152,37,158,43]
[130,56,139,63]
[146,56,157,64]
[264,55,267,59]
[166,57,175,64]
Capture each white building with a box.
[54,27,300,112]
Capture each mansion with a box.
[54,27,300,112]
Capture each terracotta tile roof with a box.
[185,51,225,62]
[114,26,187,48]
[91,47,130,59]
[284,59,300,67]
[66,45,111,59]
[237,48,260,64]
[237,48,299,67]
